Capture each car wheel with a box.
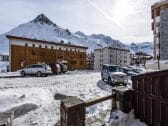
[101,76,104,81]
[21,71,25,77]
[36,71,41,77]
[101,73,104,81]
[108,77,113,85]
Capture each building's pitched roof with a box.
[94,46,130,52]
[6,35,88,49]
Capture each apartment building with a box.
[94,46,130,70]
[152,0,168,60]
[6,35,88,71]
[0,53,9,61]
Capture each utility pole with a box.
[157,55,160,70]
[158,33,160,70]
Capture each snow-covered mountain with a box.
[0,14,128,54]
[0,14,153,55]
[129,42,153,55]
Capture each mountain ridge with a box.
[0,14,153,55]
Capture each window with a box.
[31,65,43,68]
[51,46,53,49]
[45,46,48,48]
[39,45,42,48]
[59,48,61,50]
[2,56,9,61]
[25,43,28,46]
[124,60,127,63]
[32,44,35,47]
[78,49,80,52]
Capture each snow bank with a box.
[146,60,168,70]
[0,71,146,126]
[0,71,21,77]
[104,110,147,126]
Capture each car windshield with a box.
[109,66,120,72]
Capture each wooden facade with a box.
[132,70,168,126]
[7,35,88,71]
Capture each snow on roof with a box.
[0,51,9,56]
[94,45,130,51]
[6,35,88,49]
[152,0,168,7]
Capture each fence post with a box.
[111,89,117,111]
[0,111,13,126]
[60,96,85,126]
[115,88,133,113]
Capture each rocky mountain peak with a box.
[31,13,57,26]
[75,31,87,37]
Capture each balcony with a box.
[155,16,160,23]
[155,37,159,44]
[156,27,159,34]
[156,48,159,55]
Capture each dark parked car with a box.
[59,63,68,73]
[49,64,61,74]
[120,67,137,76]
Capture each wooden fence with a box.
[60,87,132,126]
[132,70,168,126]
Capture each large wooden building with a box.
[6,35,88,71]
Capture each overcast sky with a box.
[0,0,159,43]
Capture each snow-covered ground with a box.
[0,71,146,126]
[146,60,168,70]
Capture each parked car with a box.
[101,64,128,86]
[131,68,144,74]
[20,64,52,77]
[120,67,137,76]
[59,63,68,73]
[49,64,61,74]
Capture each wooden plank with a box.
[161,103,168,125]
[160,75,168,99]
[11,45,87,71]
[144,77,152,94]
[152,100,161,126]
[85,95,113,107]
[145,97,152,125]
[152,76,161,96]
[132,70,168,126]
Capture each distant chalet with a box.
[6,35,88,71]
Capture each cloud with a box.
[0,0,156,43]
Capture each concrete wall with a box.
[160,9,168,60]
[94,47,130,70]
[0,56,2,61]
